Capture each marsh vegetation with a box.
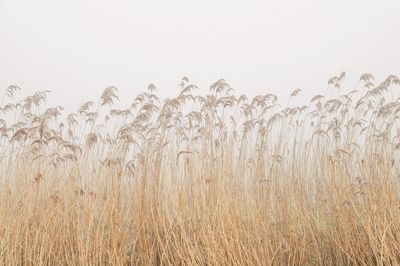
[0,73,400,264]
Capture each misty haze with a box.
[0,1,400,264]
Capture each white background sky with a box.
[1,0,399,110]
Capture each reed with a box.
[0,73,400,265]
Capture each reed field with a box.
[1,73,400,265]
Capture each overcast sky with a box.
[1,0,399,110]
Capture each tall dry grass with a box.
[0,73,400,265]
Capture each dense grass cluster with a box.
[1,73,400,264]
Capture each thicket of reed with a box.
[0,73,400,265]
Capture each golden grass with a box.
[1,73,400,265]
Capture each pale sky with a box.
[1,0,399,110]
